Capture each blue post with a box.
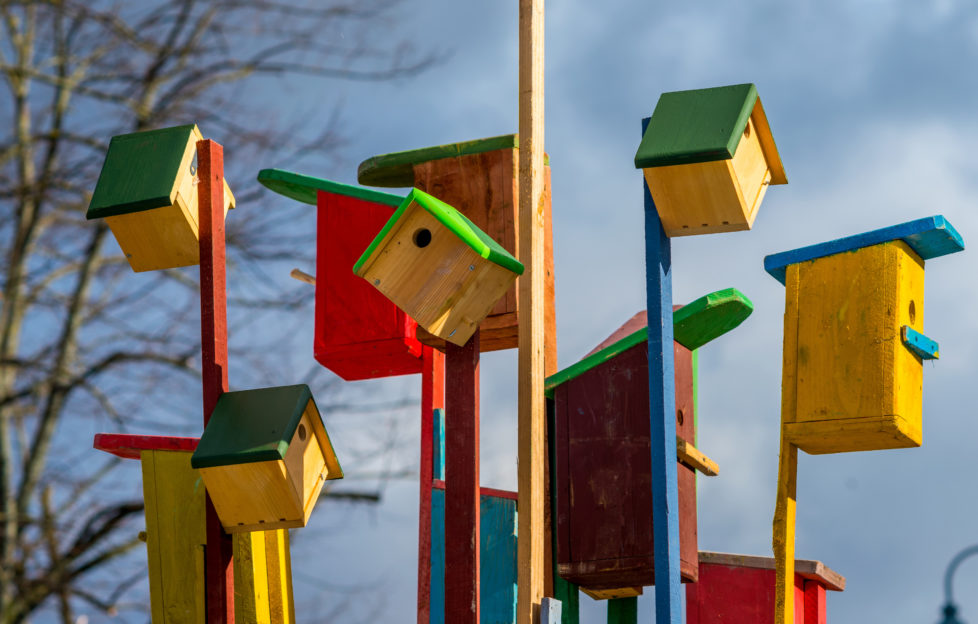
[642,117,682,623]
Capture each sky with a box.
[244,1,978,622]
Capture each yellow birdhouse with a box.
[766,216,963,454]
[87,124,235,272]
[634,83,786,237]
[190,384,343,533]
[353,188,524,347]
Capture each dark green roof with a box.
[358,134,549,188]
[87,124,198,220]
[634,84,759,169]
[545,288,753,397]
[257,168,404,207]
[191,384,318,468]
[353,188,524,276]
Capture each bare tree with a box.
[0,1,433,621]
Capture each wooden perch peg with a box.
[290,268,315,285]
[676,438,719,476]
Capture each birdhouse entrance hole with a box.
[413,228,432,248]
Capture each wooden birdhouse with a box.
[634,83,786,237]
[765,216,964,454]
[87,124,235,272]
[190,384,342,533]
[357,134,554,351]
[257,169,423,381]
[354,188,524,347]
[545,289,751,596]
[686,552,845,624]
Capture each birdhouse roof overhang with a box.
[634,83,787,184]
[357,134,549,188]
[87,124,203,220]
[764,215,965,285]
[191,384,339,471]
[353,188,524,276]
[257,168,404,207]
[544,288,753,398]
[698,551,845,592]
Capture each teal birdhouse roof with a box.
[257,168,404,207]
[353,188,524,276]
[87,124,200,220]
[191,384,322,468]
[634,83,786,183]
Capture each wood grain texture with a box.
[141,450,206,623]
[445,330,481,623]
[517,0,547,621]
[198,138,234,623]
[687,555,814,624]
[773,436,798,624]
[677,438,719,476]
[233,531,270,624]
[580,587,642,600]
[803,581,826,624]
[282,409,328,523]
[199,460,304,532]
[265,529,296,624]
[607,597,638,624]
[418,347,445,624]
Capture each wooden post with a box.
[773,437,798,624]
[641,119,683,623]
[445,330,480,623]
[418,345,445,623]
[198,139,234,623]
[518,0,547,621]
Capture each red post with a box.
[197,139,234,623]
[418,345,445,622]
[444,330,480,623]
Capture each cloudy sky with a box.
[252,1,978,621]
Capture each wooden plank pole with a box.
[418,345,445,623]
[445,330,480,623]
[773,437,798,624]
[197,139,235,623]
[641,119,683,623]
[518,0,547,621]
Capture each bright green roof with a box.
[257,168,404,207]
[87,124,197,220]
[353,188,524,276]
[544,288,753,398]
[191,384,320,468]
[634,84,759,169]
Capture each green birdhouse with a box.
[190,384,343,533]
[87,124,235,272]
[634,83,787,237]
[354,188,524,347]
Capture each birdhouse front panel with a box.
[550,335,698,591]
[354,189,523,347]
[88,124,234,272]
[635,84,786,237]
[783,241,925,454]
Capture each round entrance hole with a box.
[413,228,432,248]
[297,423,307,442]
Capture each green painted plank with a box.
[607,597,638,624]
[353,188,524,276]
[634,84,757,169]
[547,399,580,624]
[544,288,753,398]
[87,124,197,219]
[256,168,404,207]
[357,134,519,187]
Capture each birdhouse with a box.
[634,83,786,237]
[257,169,423,381]
[87,124,235,272]
[765,216,964,454]
[357,134,554,351]
[354,188,524,347]
[686,552,845,624]
[190,384,343,532]
[545,289,751,595]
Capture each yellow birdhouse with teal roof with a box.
[635,83,786,237]
[191,384,342,533]
[87,124,235,272]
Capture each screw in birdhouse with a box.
[374,279,380,286]
[137,531,148,543]
[449,329,457,337]
[468,265,475,271]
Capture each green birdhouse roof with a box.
[353,188,524,276]
[257,168,404,207]
[87,124,201,220]
[634,83,786,182]
[191,384,327,468]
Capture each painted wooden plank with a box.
[197,138,234,623]
[265,529,295,624]
[517,0,547,621]
[93,433,198,460]
[232,531,271,624]
[433,408,446,481]
[902,325,939,360]
[141,450,206,623]
[419,346,445,624]
[697,552,844,592]
[547,399,579,624]
[257,168,404,207]
[642,117,682,624]
[607,597,638,624]
[445,330,481,623]
[764,215,964,284]
[677,438,719,476]
[540,597,561,624]
[803,581,826,624]
[773,437,798,624]
[358,135,523,188]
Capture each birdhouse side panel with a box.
[199,460,304,532]
[685,563,807,624]
[105,206,201,272]
[730,114,772,226]
[283,410,328,524]
[643,160,749,237]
